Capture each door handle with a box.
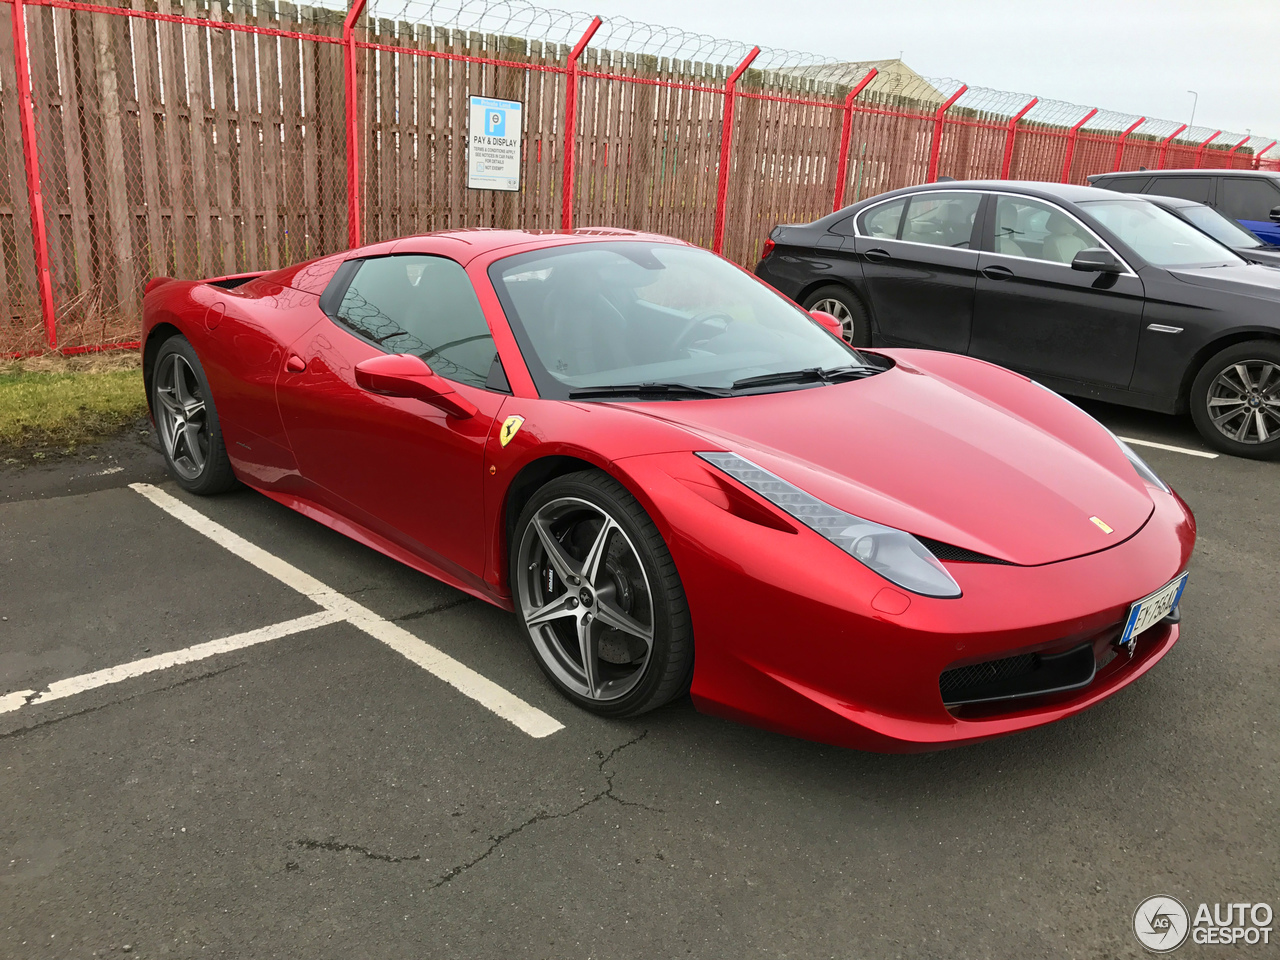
[981,265,1015,281]
[285,354,307,373]
[863,248,891,263]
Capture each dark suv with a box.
[1088,169,1280,245]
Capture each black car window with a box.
[1148,176,1212,204]
[334,255,496,390]
[1218,178,1280,221]
[899,192,981,248]
[993,196,1104,265]
[1100,176,1151,193]
[858,199,906,239]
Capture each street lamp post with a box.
[1187,90,1198,128]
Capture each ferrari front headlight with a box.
[1110,433,1170,494]
[696,451,962,599]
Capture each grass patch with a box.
[0,355,148,456]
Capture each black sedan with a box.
[756,181,1280,459]
[1142,194,1280,267]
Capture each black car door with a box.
[969,193,1146,389]
[849,190,984,353]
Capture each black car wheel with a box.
[151,336,238,494]
[511,470,693,718]
[801,285,871,347]
[1190,340,1280,459]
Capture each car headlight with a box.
[696,451,962,599]
[1110,433,1170,494]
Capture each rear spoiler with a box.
[144,271,263,297]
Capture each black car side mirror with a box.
[1269,205,1280,224]
[1071,248,1123,274]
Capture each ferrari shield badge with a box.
[499,415,525,447]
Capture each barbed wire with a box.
[360,0,1276,157]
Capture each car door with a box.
[848,190,983,353]
[1217,176,1280,245]
[275,254,506,585]
[969,193,1146,389]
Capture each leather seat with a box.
[1041,213,1092,264]
[539,263,629,377]
[995,204,1026,256]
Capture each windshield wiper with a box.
[730,364,872,391]
[568,382,734,400]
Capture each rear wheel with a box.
[802,284,871,347]
[151,336,238,494]
[1189,340,1280,460]
[511,470,693,718]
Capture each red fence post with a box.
[1253,141,1277,170]
[343,0,369,249]
[1112,117,1145,171]
[1156,123,1188,169]
[1193,130,1222,169]
[1225,135,1251,168]
[560,16,602,231]
[1059,107,1097,183]
[711,46,760,255]
[999,96,1037,179]
[832,68,877,212]
[926,84,966,183]
[10,0,57,350]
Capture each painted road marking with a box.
[129,483,564,739]
[1117,436,1219,460]
[1,611,342,716]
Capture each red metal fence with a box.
[2,0,1277,355]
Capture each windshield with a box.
[489,242,867,398]
[1079,198,1247,268]
[1177,204,1264,249]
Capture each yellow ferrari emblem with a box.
[499,415,525,447]
[1090,516,1114,534]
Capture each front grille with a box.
[940,642,1096,706]
[916,536,1013,565]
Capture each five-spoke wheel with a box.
[150,336,237,493]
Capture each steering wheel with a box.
[672,311,734,353]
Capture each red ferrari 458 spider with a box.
[141,228,1195,752]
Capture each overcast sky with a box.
[568,0,1280,154]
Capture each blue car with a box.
[1089,169,1280,245]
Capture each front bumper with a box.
[619,454,1196,753]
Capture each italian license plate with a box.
[1118,573,1188,650]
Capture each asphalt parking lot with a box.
[2,404,1277,960]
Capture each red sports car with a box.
[141,228,1195,752]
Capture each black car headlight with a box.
[696,452,962,599]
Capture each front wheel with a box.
[1189,340,1280,460]
[151,336,238,494]
[511,471,693,718]
[802,284,871,347]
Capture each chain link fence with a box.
[3,0,1278,353]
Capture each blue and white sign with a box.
[468,96,522,192]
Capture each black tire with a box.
[801,284,872,347]
[1189,340,1280,460]
[510,470,693,718]
[150,335,238,494]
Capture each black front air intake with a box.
[915,536,1013,565]
[939,642,1096,706]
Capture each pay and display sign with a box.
[467,96,522,192]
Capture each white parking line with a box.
[1,611,342,716]
[1117,436,1219,460]
[128,483,565,739]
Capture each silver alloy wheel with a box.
[811,297,856,342]
[154,353,209,480]
[516,496,655,702]
[1205,360,1280,444]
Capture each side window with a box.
[1218,178,1280,221]
[335,255,496,390]
[1101,176,1151,193]
[993,196,1103,265]
[1148,177,1212,204]
[900,192,981,249]
[858,199,906,239]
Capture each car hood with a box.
[1169,262,1280,296]
[621,351,1154,566]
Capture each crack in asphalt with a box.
[391,595,476,622]
[292,838,422,864]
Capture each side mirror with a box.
[354,353,478,419]
[1071,247,1123,274]
[1269,205,1280,224]
[809,310,844,338]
